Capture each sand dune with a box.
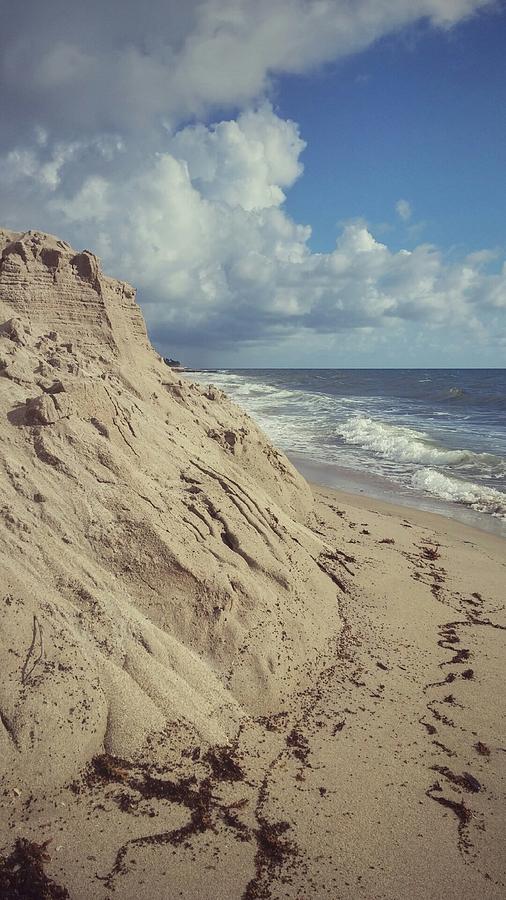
[0,229,340,784]
[0,230,504,899]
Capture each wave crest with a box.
[412,469,506,519]
[337,417,469,466]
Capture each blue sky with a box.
[1,0,505,367]
[279,11,506,260]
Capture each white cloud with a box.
[51,175,111,222]
[0,0,493,136]
[24,104,500,350]
[168,104,305,210]
[0,135,124,191]
[158,0,495,122]
[396,198,412,221]
[35,126,48,147]
[0,0,501,359]
[0,148,38,185]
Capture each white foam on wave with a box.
[337,417,470,466]
[189,377,506,521]
[412,469,506,519]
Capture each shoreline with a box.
[309,479,506,557]
[288,450,506,540]
[182,369,506,541]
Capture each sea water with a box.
[186,368,506,536]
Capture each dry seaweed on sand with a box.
[242,819,298,900]
[89,748,253,887]
[0,838,69,900]
[420,543,441,561]
[428,792,472,827]
[425,782,474,855]
[431,765,481,793]
[100,777,219,886]
[69,753,134,793]
[203,744,246,782]
[286,728,310,763]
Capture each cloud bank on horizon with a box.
[0,0,504,363]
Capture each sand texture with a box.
[0,229,505,899]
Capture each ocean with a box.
[186,368,506,536]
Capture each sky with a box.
[0,0,505,367]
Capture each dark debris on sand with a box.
[71,747,254,889]
[203,744,246,782]
[286,728,310,763]
[474,741,491,757]
[242,819,298,900]
[0,838,70,900]
[431,766,481,793]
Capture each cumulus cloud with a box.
[0,135,124,191]
[7,104,492,351]
[0,0,502,358]
[168,105,305,210]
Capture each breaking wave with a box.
[187,370,506,529]
[412,469,506,520]
[337,416,505,475]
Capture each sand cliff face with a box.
[0,229,148,364]
[0,229,341,790]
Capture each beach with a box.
[2,1,505,894]
[1,231,504,899]
[3,486,505,899]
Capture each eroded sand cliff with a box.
[0,229,341,792]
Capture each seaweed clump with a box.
[204,744,245,782]
[0,838,69,899]
[421,543,440,561]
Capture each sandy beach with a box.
[1,230,505,899]
[3,488,505,899]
